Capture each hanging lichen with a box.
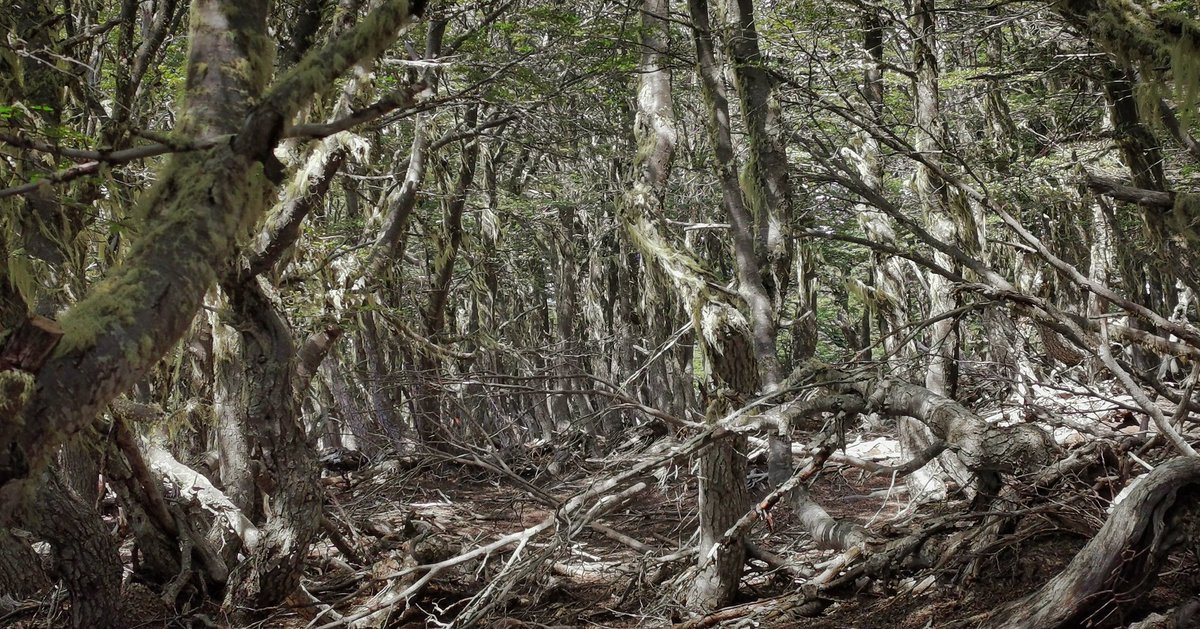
[0,370,34,418]
[1170,25,1200,125]
[1060,0,1200,123]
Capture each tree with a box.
[2,1,426,624]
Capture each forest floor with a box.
[281,449,1081,629]
[7,380,1199,628]
[253,379,1199,629]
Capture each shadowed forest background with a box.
[2,0,1200,627]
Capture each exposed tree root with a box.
[970,456,1200,628]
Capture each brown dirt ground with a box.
[6,439,1196,628]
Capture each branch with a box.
[0,81,426,201]
[834,439,948,477]
[1085,173,1175,209]
[288,83,430,139]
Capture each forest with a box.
[1,0,1200,627]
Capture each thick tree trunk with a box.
[982,457,1200,628]
[0,529,48,599]
[218,280,322,615]
[687,399,749,610]
[23,473,124,628]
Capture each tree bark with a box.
[218,280,323,615]
[718,0,801,489]
[0,529,48,599]
[0,0,423,517]
[623,0,754,608]
[21,473,124,628]
[981,457,1200,628]
[907,0,965,500]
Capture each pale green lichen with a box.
[55,265,148,355]
[0,369,35,418]
[1170,30,1200,125]
[57,143,268,363]
[1071,0,1200,123]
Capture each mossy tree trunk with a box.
[624,0,752,609]
[416,106,480,445]
[1,0,423,502]
[906,0,962,500]
[718,0,800,489]
[0,1,425,621]
[854,6,913,370]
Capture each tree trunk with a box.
[687,400,749,610]
[211,290,264,524]
[415,106,480,444]
[982,457,1200,628]
[0,529,48,599]
[22,473,124,628]
[718,0,801,489]
[219,281,322,614]
[913,0,958,401]
[625,0,754,608]
[855,6,914,370]
[908,0,959,500]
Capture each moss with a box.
[0,369,34,418]
[56,265,148,354]
[1170,29,1200,124]
[56,142,269,362]
[262,1,417,122]
[739,156,767,225]
[1070,0,1200,122]
[1171,192,1200,243]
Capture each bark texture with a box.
[0,0,422,519]
[983,457,1200,628]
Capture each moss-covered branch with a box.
[1055,0,1200,119]
[238,0,426,166]
[0,0,424,514]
